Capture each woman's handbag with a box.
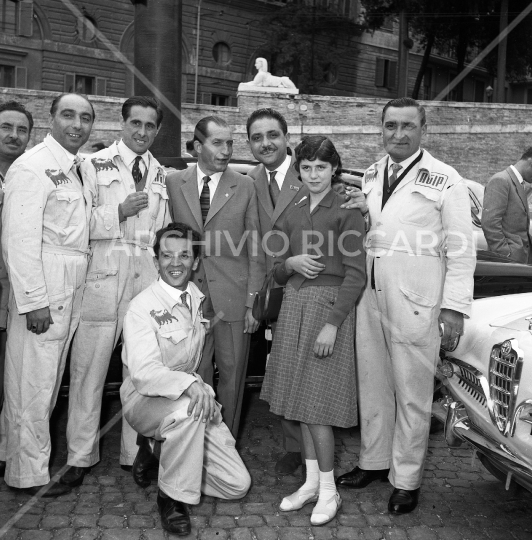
[252,266,284,322]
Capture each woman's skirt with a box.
[260,283,357,428]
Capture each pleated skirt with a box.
[260,283,357,428]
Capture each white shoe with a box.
[279,487,319,512]
[310,492,342,526]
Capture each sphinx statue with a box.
[238,58,299,94]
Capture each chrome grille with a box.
[489,339,524,436]
[456,366,487,406]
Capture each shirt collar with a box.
[388,148,422,172]
[44,134,79,174]
[510,164,524,184]
[117,139,149,169]
[196,165,222,193]
[267,153,291,186]
[158,277,192,305]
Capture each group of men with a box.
[0,92,478,529]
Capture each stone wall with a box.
[2,88,531,185]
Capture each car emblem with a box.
[500,340,512,356]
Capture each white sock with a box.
[318,469,337,500]
[299,459,319,491]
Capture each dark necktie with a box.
[132,156,143,184]
[200,176,211,223]
[180,291,191,315]
[73,156,83,185]
[269,171,280,208]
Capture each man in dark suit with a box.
[246,108,305,475]
[482,147,532,263]
[166,116,265,437]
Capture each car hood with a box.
[487,292,532,331]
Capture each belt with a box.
[112,238,152,250]
[42,244,90,257]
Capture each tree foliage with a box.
[258,0,360,94]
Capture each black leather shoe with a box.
[133,435,159,488]
[0,460,5,478]
[10,480,72,498]
[336,466,389,489]
[120,465,132,472]
[275,452,303,475]
[157,489,191,536]
[60,466,90,488]
[388,487,420,514]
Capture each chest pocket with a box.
[96,174,121,204]
[159,327,188,346]
[398,187,439,227]
[55,190,82,228]
[149,180,169,221]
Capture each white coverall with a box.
[0,134,90,488]
[120,279,251,504]
[356,149,475,490]
[67,142,170,468]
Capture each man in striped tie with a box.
[166,116,265,438]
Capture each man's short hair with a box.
[382,97,426,127]
[154,222,202,259]
[521,147,532,161]
[185,139,195,152]
[193,116,230,145]
[50,93,95,121]
[122,96,163,127]
[0,100,34,132]
[246,108,288,138]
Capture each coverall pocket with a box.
[55,191,82,228]
[80,269,119,323]
[149,182,168,221]
[398,191,438,227]
[159,328,187,346]
[395,287,437,347]
[36,292,70,342]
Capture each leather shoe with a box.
[336,466,389,489]
[388,487,420,514]
[10,480,72,498]
[157,489,191,536]
[60,466,90,488]
[0,460,5,478]
[120,465,132,472]
[133,435,159,488]
[275,452,303,475]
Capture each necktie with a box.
[388,163,402,189]
[200,176,211,223]
[73,156,83,185]
[180,292,191,315]
[269,171,280,208]
[132,156,143,184]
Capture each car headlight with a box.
[439,360,455,379]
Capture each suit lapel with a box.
[181,166,204,232]
[272,159,302,224]
[507,167,528,214]
[205,169,236,225]
[255,165,274,218]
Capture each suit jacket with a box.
[166,165,265,322]
[247,157,303,275]
[481,167,532,263]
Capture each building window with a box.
[1,0,32,36]
[323,63,338,85]
[64,74,107,96]
[211,94,229,107]
[77,14,97,43]
[474,79,485,103]
[375,58,397,89]
[0,65,15,87]
[213,42,231,66]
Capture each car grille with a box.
[456,365,487,406]
[489,339,524,436]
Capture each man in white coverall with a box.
[336,98,475,514]
[1,93,94,496]
[121,222,251,535]
[62,96,170,488]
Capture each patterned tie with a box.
[72,156,83,185]
[200,176,211,223]
[269,171,280,208]
[180,291,191,315]
[389,163,402,187]
[132,156,143,184]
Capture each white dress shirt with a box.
[267,154,292,190]
[118,139,149,176]
[196,166,222,203]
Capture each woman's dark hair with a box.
[154,222,202,259]
[294,135,342,180]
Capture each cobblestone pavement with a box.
[1,390,532,540]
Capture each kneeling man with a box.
[120,222,251,535]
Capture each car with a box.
[433,252,532,494]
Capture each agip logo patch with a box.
[150,309,178,327]
[415,169,448,191]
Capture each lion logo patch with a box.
[45,169,71,187]
[150,309,178,327]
